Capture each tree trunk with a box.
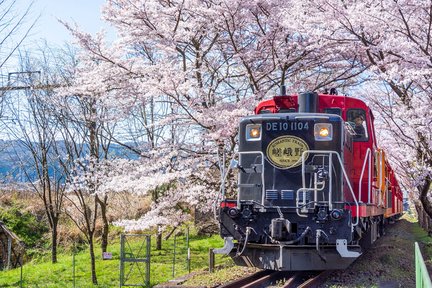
[421,210,425,229]
[51,221,58,263]
[419,177,432,221]
[428,214,432,236]
[89,235,98,285]
[156,226,162,250]
[421,210,426,229]
[97,195,109,253]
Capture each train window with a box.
[278,108,296,113]
[258,108,296,114]
[259,109,271,114]
[346,109,368,141]
[324,108,341,116]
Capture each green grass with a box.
[410,222,432,243]
[0,232,233,287]
[407,213,432,267]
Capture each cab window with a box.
[324,108,341,116]
[346,109,368,141]
[278,108,296,113]
[259,109,271,114]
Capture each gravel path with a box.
[321,218,417,288]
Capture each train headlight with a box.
[314,123,333,141]
[319,127,329,137]
[246,124,261,141]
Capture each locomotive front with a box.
[217,92,361,271]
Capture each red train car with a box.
[216,90,403,270]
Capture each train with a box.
[215,89,403,271]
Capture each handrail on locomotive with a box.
[297,150,360,227]
[358,148,372,204]
[222,149,362,226]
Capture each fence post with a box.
[119,234,124,288]
[172,233,177,278]
[209,248,214,273]
[146,235,151,288]
[7,235,11,270]
[19,258,22,288]
[186,227,190,273]
[72,248,76,288]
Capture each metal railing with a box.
[358,148,372,203]
[233,149,360,227]
[298,150,359,227]
[415,242,432,288]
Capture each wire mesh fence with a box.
[0,226,233,287]
[120,234,151,287]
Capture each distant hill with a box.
[0,140,140,182]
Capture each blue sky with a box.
[0,1,112,85]
[20,0,110,47]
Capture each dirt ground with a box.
[321,217,420,288]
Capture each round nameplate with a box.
[266,136,309,169]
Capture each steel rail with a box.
[218,269,333,288]
[283,270,333,288]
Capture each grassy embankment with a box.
[0,231,234,287]
[407,212,432,273]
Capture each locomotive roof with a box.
[255,93,370,115]
[241,113,343,122]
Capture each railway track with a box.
[218,270,333,288]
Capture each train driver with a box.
[354,115,365,137]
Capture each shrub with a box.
[0,203,48,248]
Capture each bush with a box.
[0,203,48,248]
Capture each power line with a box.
[0,84,64,91]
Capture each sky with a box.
[0,0,112,83]
[19,0,110,48]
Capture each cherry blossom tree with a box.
[60,0,432,238]
[285,0,432,219]
[54,77,121,285]
[61,0,366,233]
